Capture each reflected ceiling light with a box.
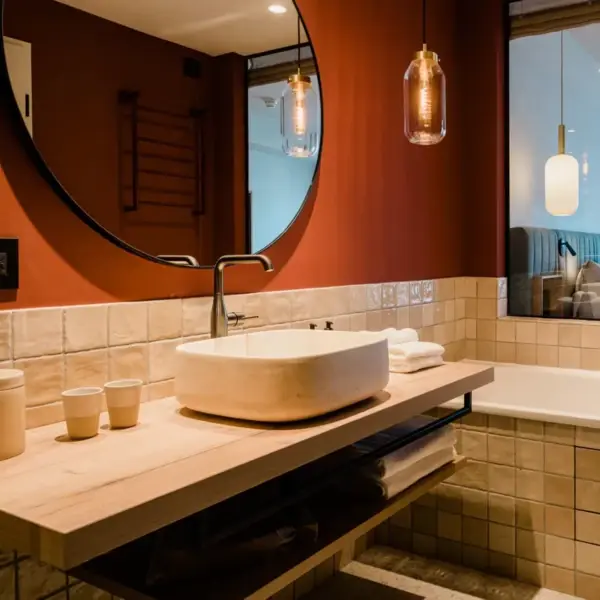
[583,153,590,177]
[545,31,579,217]
[281,17,319,158]
[268,4,287,14]
[404,0,446,146]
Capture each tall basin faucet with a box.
[211,254,274,338]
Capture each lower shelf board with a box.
[73,456,466,600]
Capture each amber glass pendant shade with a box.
[281,72,319,158]
[281,17,319,158]
[404,0,446,146]
[404,45,446,145]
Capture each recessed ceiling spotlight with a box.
[268,4,287,14]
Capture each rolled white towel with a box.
[381,328,419,345]
[389,340,445,360]
[390,354,444,374]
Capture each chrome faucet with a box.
[211,254,274,338]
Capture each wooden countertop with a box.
[0,362,493,570]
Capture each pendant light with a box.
[404,0,446,146]
[281,18,319,158]
[545,31,579,216]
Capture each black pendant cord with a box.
[297,17,301,72]
[560,30,564,126]
[422,0,427,47]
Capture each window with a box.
[508,0,600,320]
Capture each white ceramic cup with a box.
[61,387,103,440]
[104,379,142,429]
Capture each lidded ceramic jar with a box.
[0,369,26,460]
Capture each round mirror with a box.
[1,0,322,267]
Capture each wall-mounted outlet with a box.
[0,239,19,290]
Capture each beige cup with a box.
[104,379,142,429]
[61,387,103,440]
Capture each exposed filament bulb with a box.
[418,60,433,129]
[293,84,307,135]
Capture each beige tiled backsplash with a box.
[458,276,600,371]
[0,278,470,430]
[381,413,600,600]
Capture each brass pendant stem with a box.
[558,124,566,154]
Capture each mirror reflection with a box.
[3,0,322,266]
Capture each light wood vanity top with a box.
[0,362,492,570]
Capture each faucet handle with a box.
[227,312,259,328]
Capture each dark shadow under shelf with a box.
[73,458,465,600]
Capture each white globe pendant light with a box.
[545,31,579,217]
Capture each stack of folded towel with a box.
[382,328,445,374]
[358,416,457,499]
[332,416,457,501]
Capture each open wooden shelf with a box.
[0,362,491,570]
[74,457,467,600]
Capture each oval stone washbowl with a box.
[175,330,390,422]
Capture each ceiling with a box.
[54,0,306,56]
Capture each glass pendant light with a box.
[404,0,446,146]
[545,31,579,216]
[281,18,319,158]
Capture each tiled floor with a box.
[344,546,581,600]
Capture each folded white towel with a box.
[389,340,445,360]
[380,447,456,499]
[381,328,419,345]
[354,416,456,479]
[390,354,444,373]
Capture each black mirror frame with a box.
[0,0,324,269]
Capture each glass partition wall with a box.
[508,0,600,320]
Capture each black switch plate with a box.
[0,239,19,290]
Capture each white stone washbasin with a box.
[175,329,390,422]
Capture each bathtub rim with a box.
[444,360,600,429]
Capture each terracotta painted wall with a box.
[0,0,506,309]
[459,0,507,278]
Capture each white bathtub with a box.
[444,360,600,428]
